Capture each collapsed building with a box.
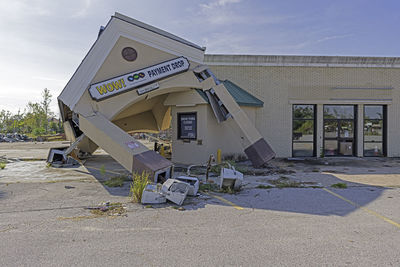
[54,13,275,180]
[53,13,400,179]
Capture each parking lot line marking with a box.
[205,192,244,210]
[323,188,400,229]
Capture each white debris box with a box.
[175,176,199,196]
[141,183,166,204]
[161,179,190,206]
[219,168,243,190]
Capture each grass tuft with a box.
[199,183,219,192]
[0,162,6,169]
[130,171,149,203]
[331,183,347,189]
[103,176,127,187]
[268,176,303,188]
[99,165,106,176]
[257,184,274,189]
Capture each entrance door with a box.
[323,105,356,156]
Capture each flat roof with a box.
[204,54,400,68]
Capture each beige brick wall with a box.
[171,104,256,164]
[206,64,400,157]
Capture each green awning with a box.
[196,80,263,107]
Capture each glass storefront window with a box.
[324,121,338,138]
[364,106,383,120]
[323,105,356,157]
[292,105,315,157]
[339,121,354,138]
[293,105,315,119]
[324,105,354,119]
[324,140,338,156]
[364,105,385,156]
[364,142,383,157]
[293,142,314,157]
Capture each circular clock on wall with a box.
[121,47,137,62]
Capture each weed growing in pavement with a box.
[257,184,274,189]
[130,171,149,203]
[89,202,126,216]
[103,175,128,187]
[199,183,219,192]
[99,165,106,176]
[268,176,303,188]
[331,183,347,189]
[220,186,241,194]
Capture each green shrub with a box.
[0,162,6,169]
[130,171,149,203]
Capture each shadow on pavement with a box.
[77,154,397,216]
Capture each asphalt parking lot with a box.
[1,142,399,266]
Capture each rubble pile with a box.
[0,133,32,143]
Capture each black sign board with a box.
[178,113,197,140]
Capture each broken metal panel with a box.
[161,179,190,206]
[175,176,199,196]
[205,89,230,123]
[219,168,243,190]
[47,148,67,163]
[141,183,167,204]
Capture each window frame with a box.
[177,112,197,140]
[292,104,316,157]
[363,105,386,157]
[323,105,357,157]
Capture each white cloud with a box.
[316,34,353,43]
[200,0,241,9]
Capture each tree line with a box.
[0,89,63,136]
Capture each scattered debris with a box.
[161,179,190,206]
[64,185,75,189]
[219,167,243,190]
[175,176,199,196]
[86,202,127,217]
[141,183,167,204]
[0,133,32,143]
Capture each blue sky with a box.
[1,0,399,114]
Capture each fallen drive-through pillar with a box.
[79,112,173,181]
